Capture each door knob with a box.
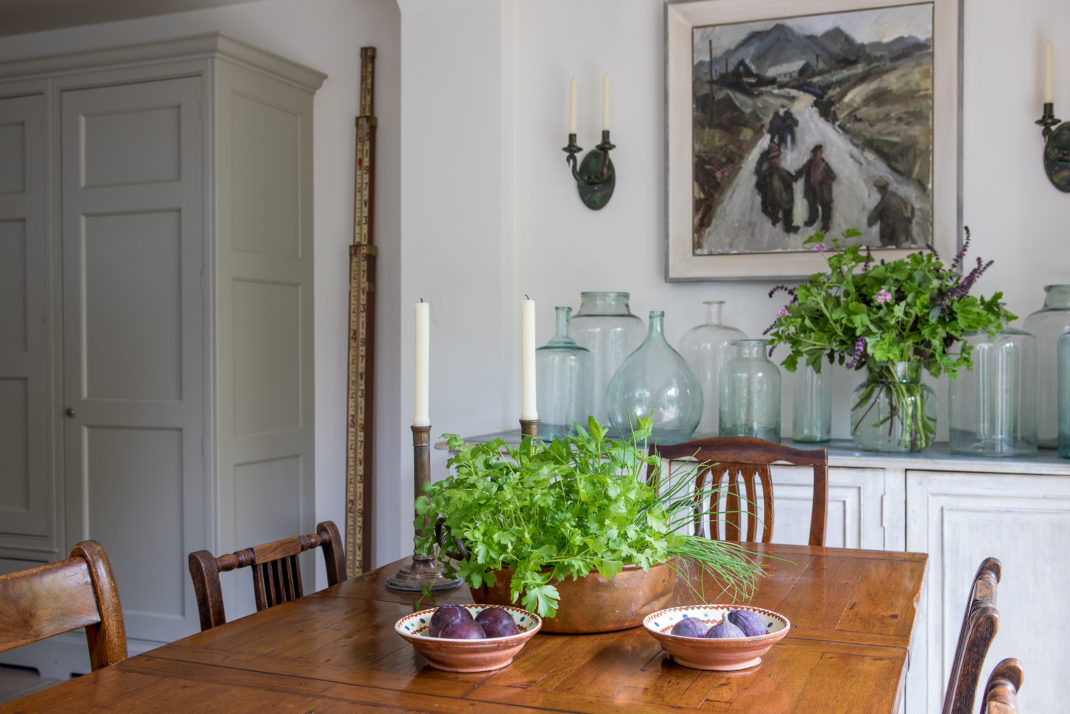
[65,407,77,417]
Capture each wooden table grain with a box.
[3,543,926,713]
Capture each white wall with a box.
[0,0,403,579]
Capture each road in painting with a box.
[692,5,933,255]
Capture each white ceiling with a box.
[0,0,261,37]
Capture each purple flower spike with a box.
[875,289,893,304]
[845,337,866,370]
[813,242,827,253]
[776,308,790,318]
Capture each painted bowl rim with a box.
[643,603,791,642]
[395,603,542,644]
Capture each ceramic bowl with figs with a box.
[643,604,790,671]
[395,604,541,672]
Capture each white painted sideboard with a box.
[763,442,1070,714]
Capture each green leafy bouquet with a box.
[766,228,1014,450]
[414,417,761,618]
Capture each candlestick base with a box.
[385,553,463,591]
[520,418,540,438]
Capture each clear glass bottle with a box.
[677,300,746,436]
[949,328,1038,457]
[1023,284,1070,448]
[569,291,645,426]
[1059,330,1070,458]
[536,307,594,439]
[719,339,781,442]
[793,364,831,443]
[605,310,703,444]
[850,361,936,452]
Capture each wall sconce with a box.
[563,75,616,210]
[1037,41,1070,192]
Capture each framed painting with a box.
[665,0,961,281]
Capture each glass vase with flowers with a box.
[765,228,1014,452]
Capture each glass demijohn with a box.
[569,292,645,425]
[535,307,594,439]
[719,339,781,442]
[605,310,703,444]
[1059,330,1070,458]
[949,327,1037,457]
[1022,284,1070,448]
[677,300,746,436]
[793,364,831,443]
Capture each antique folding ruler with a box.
[346,47,377,575]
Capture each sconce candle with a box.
[602,74,610,131]
[521,298,538,420]
[569,78,577,134]
[413,300,430,427]
[1044,41,1054,104]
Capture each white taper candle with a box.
[521,298,537,421]
[413,301,430,427]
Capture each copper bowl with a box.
[470,561,675,633]
[394,604,541,672]
[643,604,790,671]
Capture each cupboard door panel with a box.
[907,470,1070,714]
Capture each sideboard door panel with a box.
[906,469,1070,714]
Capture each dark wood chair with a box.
[188,520,346,631]
[943,557,1001,714]
[0,540,127,671]
[648,436,828,546]
[979,658,1023,714]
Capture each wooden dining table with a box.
[4,542,926,713]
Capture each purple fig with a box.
[727,609,768,637]
[428,604,473,637]
[475,607,519,637]
[670,616,709,638]
[705,620,746,639]
[438,619,486,639]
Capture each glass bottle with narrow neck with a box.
[536,307,593,439]
[1024,285,1070,448]
[605,310,702,444]
[678,300,746,437]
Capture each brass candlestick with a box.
[385,425,462,591]
[519,418,540,439]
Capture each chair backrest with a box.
[979,658,1023,714]
[648,436,828,546]
[0,541,127,671]
[943,557,1001,714]
[188,520,346,631]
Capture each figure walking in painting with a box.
[867,177,914,247]
[755,142,776,221]
[779,107,799,149]
[794,144,836,232]
[768,146,799,234]
[766,107,784,146]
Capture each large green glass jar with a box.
[677,300,746,437]
[1023,284,1070,448]
[569,291,645,425]
[605,310,702,444]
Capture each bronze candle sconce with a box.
[563,130,616,210]
[1037,102,1070,192]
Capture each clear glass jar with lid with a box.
[569,291,645,425]
[1023,284,1070,448]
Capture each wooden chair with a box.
[188,520,346,631]
[979,658,1023,714]
[943,557,1001,714]
[0,541,126,671]
[648,436,828,546]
